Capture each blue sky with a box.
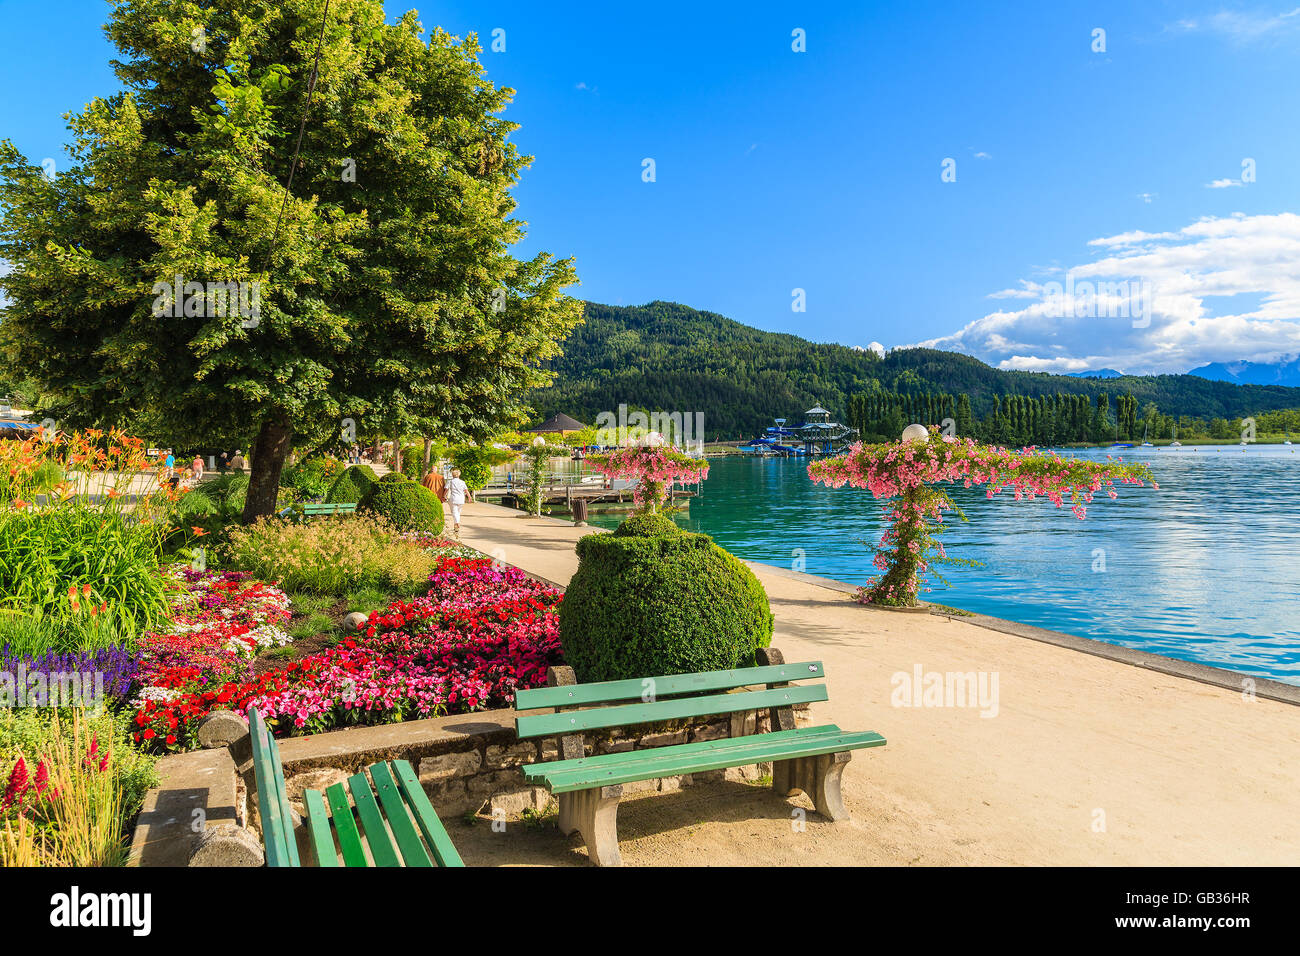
[3,0,1300,374]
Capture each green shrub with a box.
[281,457,335,500]
[399,444,426,479]
[325,464,378,504]
[612,513,682,538]
[559,529,773,682]
[450,446,492,490]
[359,479,444,534]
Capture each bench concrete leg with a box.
[772,751,851,822]
[557,785,624,866]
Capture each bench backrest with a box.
[247,707,300,867]
[514,653,826,742]
[302,502,357,514]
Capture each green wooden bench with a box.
[514,647,886,866]
[247,707,463,867]
[278,502,358,519]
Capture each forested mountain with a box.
[527,301,1300,441]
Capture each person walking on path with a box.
[446,468,472,537]
[218,450,229,474]
[229,449,245,473]
[190,455,204,485]
[421,468,447,504]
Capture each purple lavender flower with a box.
[0,644,142,702]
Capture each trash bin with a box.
[571,497,589,526]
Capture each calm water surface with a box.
[587,447,1300,685]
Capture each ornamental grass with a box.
[223,514,435,594]
[0,709,157,867]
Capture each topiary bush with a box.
[612,512,682,538]
[358,477,444,534]
[559,525,773,682]
[326,464,379,504]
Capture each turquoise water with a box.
[587,447,1300,685]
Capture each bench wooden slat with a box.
[393,759,466,868]
[325,782,369,867]
[523,724,844,780]
[248,709,297,867]
[515,683,829,739]
[348,771,401,867]
[302,788,339,867]
[515,661,826,710]
[265,729,301,867]
[368,761,433,868]
[531,727,887,793]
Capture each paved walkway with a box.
[454,501,1300,866]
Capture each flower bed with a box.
[130,557,563,751]
[130,568,294,726]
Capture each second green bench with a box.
[514,647,886,866]
[278,502,358,519]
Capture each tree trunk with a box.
[392,435,402,474]
[421,438,432,479]
[241,415,294,523]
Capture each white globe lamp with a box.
[901,423,929,443]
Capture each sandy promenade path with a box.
[452,501,1300,867]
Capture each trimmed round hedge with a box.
[326,464,379,504]
[358,476,444,534]
[559,525,773,682]
[612,513,682,538]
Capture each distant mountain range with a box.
[1065,368,1125,379]
[528,301,1300,439]
[1188,356,1300,388]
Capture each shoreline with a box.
[750,560,1300,706]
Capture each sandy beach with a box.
[451,501,1300,867]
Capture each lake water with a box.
[586,446,1300,686]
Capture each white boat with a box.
[1141,423,1152,447]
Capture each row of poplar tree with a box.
[846,391,1142,445]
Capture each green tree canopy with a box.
[0,0,582,519]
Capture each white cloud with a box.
[1206,178,1243,188]
[867,341,885,357]
[973,151,991,159]
[912,213,1300,374]
[1175,7,1300,42]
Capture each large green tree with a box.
[0,0,582,519]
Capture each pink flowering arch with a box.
[807,428,1158,607]
[588,444,709,513]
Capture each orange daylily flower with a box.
[190,527,209,536]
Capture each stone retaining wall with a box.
[273,703,810,824]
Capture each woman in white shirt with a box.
[446,468,472,537]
